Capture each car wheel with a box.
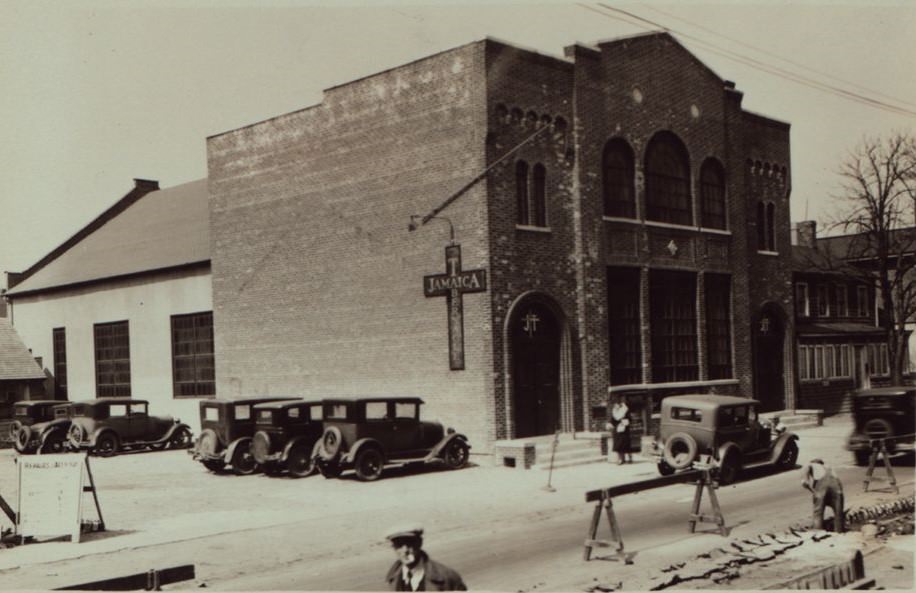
[231,443,258,475]
[854,449,871,466]
[95,433,120,457]
[778,439,799,468]
[717,448,741,485]
[39,431,67,454]
[202,459,225,473]
[657,460,675,476]
[287,444,317,478]
[320,426,343,459]
[354,447,384,481]
[663,433,698,470]
[14,426,32,453]
[442,439,469,470]
[68,424,86,449]
[9,420,22,440]
[169,427,192,450]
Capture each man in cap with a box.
[801,458,845,532]
[384,524,466,591]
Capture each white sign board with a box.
[18,453,85,542]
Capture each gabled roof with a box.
[6,179,210,297]
[0,319,46,380]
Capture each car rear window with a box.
[14,407,29,417]
[860,396,892,410]
[204,407,219,422]
[366,402,387,420]
[234,405,251,420]
[671,407,702,422]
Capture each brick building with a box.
[208,32,794,450]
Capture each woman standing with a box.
[607,394,632,465]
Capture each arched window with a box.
[766,202,776,251]
[603,139,635,218]
[645,132,692,225]
[532,163,547,227]
[516,161,529,225]
[756,201,776,251]
[700,159,726,229]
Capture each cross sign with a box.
[424,244,487,370]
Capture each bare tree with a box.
[830,132,916,384]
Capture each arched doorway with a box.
[754,303,787,412]
[510,300,562,438]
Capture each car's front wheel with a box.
[354,447,384,481]
[231,443,258,475]
[442,439,469,469]
[778,439,799,468]
[14,426,32,453]
[40,431,67,454]
[94,433,120,457]
[169,427,192,450]
[717,448,741,485]
[287,444,316,478]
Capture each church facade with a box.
[207,33,795,449]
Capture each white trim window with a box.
[816,284,830,317]
[868,343,890,376]
[857,286,869,317]
[835,284,848,317]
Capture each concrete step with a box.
[534,439,602,455]
[537,448,604,464]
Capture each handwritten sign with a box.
[18,453,85,542]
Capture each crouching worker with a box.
[385,524,467,591]
[801,459,845,532]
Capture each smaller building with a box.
[792,221,903,414]
[0,318,48,438]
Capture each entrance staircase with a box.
[492,432,608,470]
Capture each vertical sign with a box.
[424,244,487,370]
[18,453,86,543]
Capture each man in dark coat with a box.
[384,524,466,591]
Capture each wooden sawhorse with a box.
[583,490,630,563]
[687,469,727,535]
[863,439,898,494]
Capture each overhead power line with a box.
[578,3,916,118]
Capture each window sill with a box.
[643,220,698,232]
[603,218,732,236]
[516,224,551,233]
[757,250,780,256]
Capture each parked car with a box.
[649,394,799,484]
[12,401,72,454]
[315,397,470,481]
[250,400,324,477]
[846,386,915,465]
[191,397,299,474]
[67,399,192,457]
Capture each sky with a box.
[1,1,914,287]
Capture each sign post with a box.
[16,453,103,543]
[423,243,487,370]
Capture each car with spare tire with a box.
[846,386,915,465]
[250,399,324,477]
[315,397,470,481]
[11,401,73,454]
[191,397,300,474]
[67,399,192,457]
[649,394,799,484]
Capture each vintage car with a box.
[315,397,470,481]
[191,397,299,474]
[846,386,915,465]
[649,394,799,484]
[67,399,192,457]
[11,401,73,454]
[250,399,324,477]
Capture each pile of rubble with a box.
[845,496,915,541]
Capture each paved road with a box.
[0,418,911,591]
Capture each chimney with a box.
[796,220,817,248]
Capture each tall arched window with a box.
[645,132,692,226]
[766,202,776,251]
[603,139,635,218]
[532,163,547,227]
[516,161,529,225]
[700,158,726,229]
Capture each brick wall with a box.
[207,41,498,448]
